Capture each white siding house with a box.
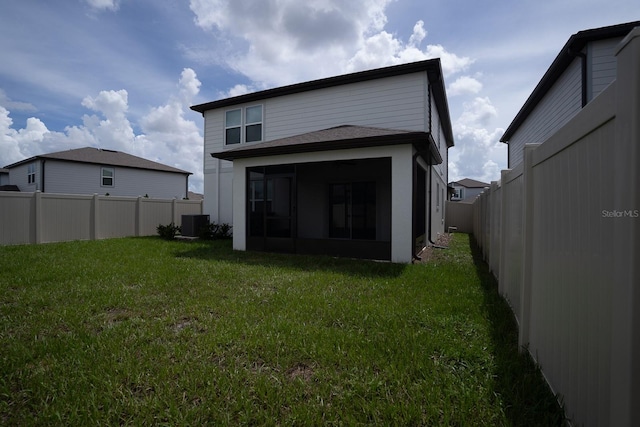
[501,21,640,167]
[450,178,489,202]
[192,59,454,263]
[3,147,191,199]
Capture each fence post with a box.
[91,194,99,241]
[34,191,42,244]
[609,27,640,427]
[136,196,142,237]
[498,169,510,295]
[519,143,540,350]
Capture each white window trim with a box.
[224,105,263,146]
[27,163,36,185]
[101,167,114,187]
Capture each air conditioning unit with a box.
[181,214,210,237]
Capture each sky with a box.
[1,0,638,193]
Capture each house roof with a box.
[450,178,490,188]
[500,21,640,143]
[191,59,454,148]
[4,147,191,175]
[0,168,8,174]
[210,125,443,165]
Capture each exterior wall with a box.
[9,160,42,191]
[588,37,624,101]
[0,192,203,245]
[0,171,9,186]
[507,57,583,167]
[25,160,189,199]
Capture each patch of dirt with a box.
[286,363,314,383]
[415,233,453,263]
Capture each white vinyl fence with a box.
[472,29,640,427]
[0,192,203,245]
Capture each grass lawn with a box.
[0,234,564,426]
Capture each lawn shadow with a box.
[172,239,407,279]
[468,236,566,426]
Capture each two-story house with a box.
[449,178,489,202]
[501,21,640,167]
[3,147,192,199]
[191,59,454,263]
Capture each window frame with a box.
[27,163,36,185]
[224,105,263,146]
[101,167,114,187]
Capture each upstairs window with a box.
[245,105,262,142]
[101,167,114,187]
[225,109,241,145]
[225,105,263,145]
[27,163,36,184]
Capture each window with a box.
[225,105,263,145]
[27,163,36,184]
[245,105,262,142]
[453,188,464,200]
[101,167,114,187]
[225,109,241,145]
[329,182,376,240]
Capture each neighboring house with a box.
[3,147,191,198]
[501,21,640,167]
[191,59,454,263]
[449,178,489,202]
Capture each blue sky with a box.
[1,0,638,193]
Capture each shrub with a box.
[157,222,181,240]
[198,222,232,240]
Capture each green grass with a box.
[0,234,564,426]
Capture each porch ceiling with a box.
[210,125,443,165]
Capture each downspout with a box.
[569,48,588,107]
[412,152,421,261]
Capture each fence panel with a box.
[444,201,474,233]
[0,193,203,245]
[0,192,34,245]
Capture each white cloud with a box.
[448,75,483,96]
[189,3,472,86]
[0,89,37,112]
[0,69,205,193]
[449,97,506,183]
[86,0,120,11]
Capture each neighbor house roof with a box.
[0,168,8,174]
[500,21,640,143]
[192,59,454,148]
[210,125,443,165]
[450,178,490,188]
[4,147,191,175]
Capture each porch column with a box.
[390,147,414,263]
[232,162,247,251]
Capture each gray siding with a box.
[203,72,430,173]
[43,160,188,198]
[588,37,623,101]
[9,161,41,192]
[508,58,583,166]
